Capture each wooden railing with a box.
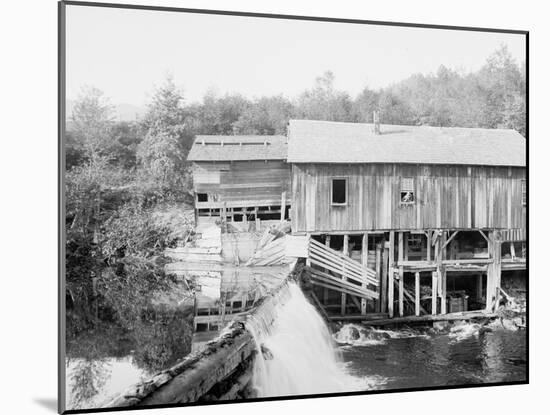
[307,238,379,300]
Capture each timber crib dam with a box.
[104,270,299,408]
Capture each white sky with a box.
[66,4,526,106]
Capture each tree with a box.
[195,90,250,135]
[137,76,192,192]
[477,45,525,134]
[70,86,115,162]
[296,71,354,122]
[233,95,294,135]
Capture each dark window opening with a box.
[331,178,347,205]
[196,323,208,332]
[197,193,208,202]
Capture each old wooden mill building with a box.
[187,118,526,320]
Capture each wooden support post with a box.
[493,233,502,312]
[486,231,494,311]
[440,232,447,315]
[431,271,438,315]
[362,233,369,267]
[341,234,349,316]
[476,273,483,301]
[415,272,420,316]
[398,232,404,317]
[388,267,394,318]
[388,232,395,318]
[254,207,260,230]
[375,243,382,313]
[280,191,286,222]
[440,266,447,314]
[323,234,331,302]
[360,233,369,315]
[381,242,389,314]
[404,232,409,261]
[427,231,432,262]
[510,241,516,259]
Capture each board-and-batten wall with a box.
[291,163,526,233]
[193,161,291,207]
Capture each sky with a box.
[65,4,526,107]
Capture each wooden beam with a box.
[478,230,490,245]
[440,230,459,253]
[362,232,369,267]
[361,233,369,315]
[477,273,483,301]
[427,231,432,262]
[388,232,395,318]
[341,234,350,315]
[375,243,382,313]
[381,243,389,313]
[440,267,447,314]
[280,191,286,222]
[398,232,404,317]
[415,272,420,317]
[431,271,438,315]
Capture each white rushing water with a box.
[247,282,370,397]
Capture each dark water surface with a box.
[340,326,527,390]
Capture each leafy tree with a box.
[195,90,250,135]
[296,71,354,122]
[233,95,293,135]
[70,86,115,162]
[137,76,192,194]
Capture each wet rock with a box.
[261,344,274,360]
[433,321,450,332]
[478,326,493,335]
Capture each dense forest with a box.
[65,45,526,367]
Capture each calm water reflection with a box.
[65,266,288,410]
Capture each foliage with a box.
[233,95,294,135]
[295,71,355,122]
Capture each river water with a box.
[335,322,526,390]
[65,271,526,410]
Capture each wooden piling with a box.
[431,271,437,315]
[415,272,420,317]
[375,243,382,313]
[398,232,404,317]
[341,234,350,315]
[381,242,389,313]
[361,233,369,315]
[280,191,286,222]
[388,232,395,318]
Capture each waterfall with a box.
[246,281,369,397]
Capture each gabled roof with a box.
[187,135,287,161]
[287,120,526,167]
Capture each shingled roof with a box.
[187,135,287,161]
[287,120,526,167]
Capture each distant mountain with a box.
[65,99,146,122]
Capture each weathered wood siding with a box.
[193,161,290,207]
[291,163,526,233]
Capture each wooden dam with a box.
[104,118,526,407]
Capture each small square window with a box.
[521,180,526,206]
[331,178,347,205]
[197,193,208,202]
[400,177,415,204]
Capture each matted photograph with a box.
[59,1,528,413]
